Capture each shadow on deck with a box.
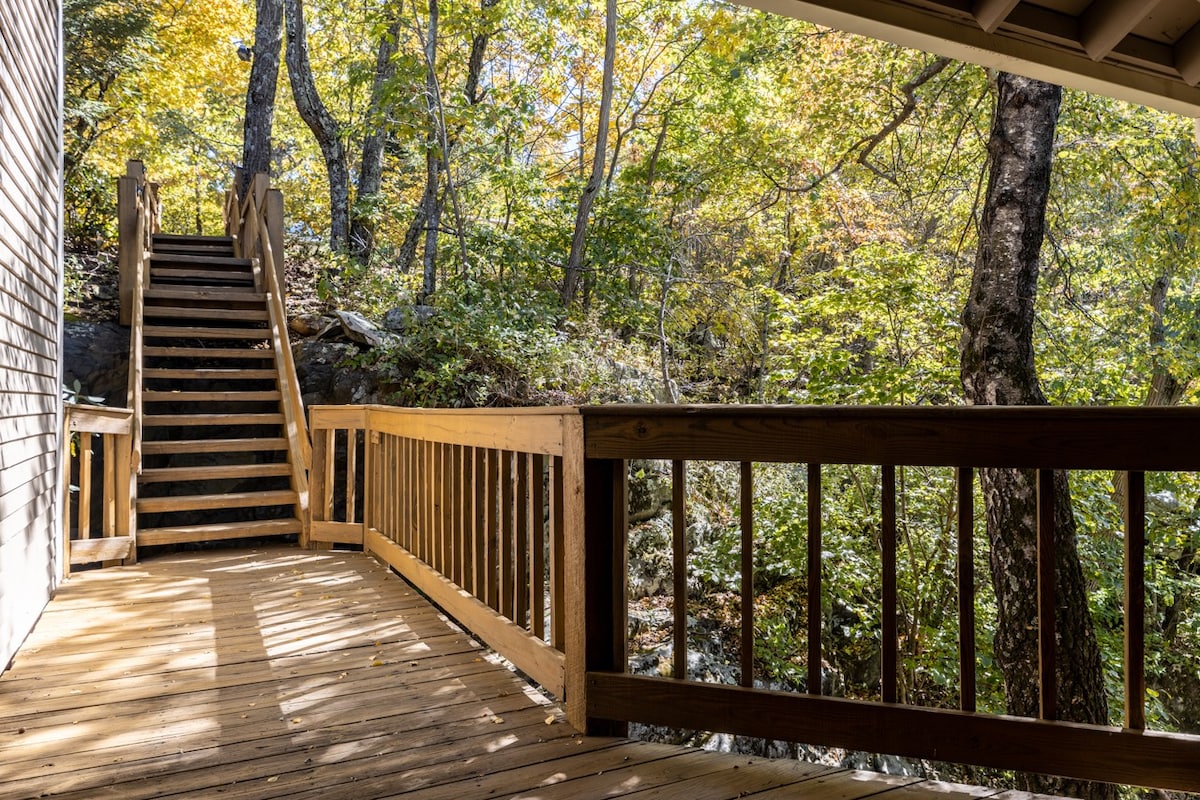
[0,546,1059,800]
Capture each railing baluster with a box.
[808,463,822,695]
[672,459,687,680]
[501,451,516,618]
[428,440,437,566]
[457,445,468,590]
[393,436,403,544]
[79,435,93,540]
[531,453,547,639]
[1037,468,1057,721]
[102,434,115,537]
[1124,470,1146,731]
[881,464,898,704]
[474,447,487,597]
[551,455,566,649]
[516,452,530,627]
[958,466,976,712]
[487,448,501,611]
[345,429,358,525]
[442,442,453,577]
[740,461,754,688]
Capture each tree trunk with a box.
[959,72,1115,800]
[417,0,442,304]
[349,16,401,265]
[283,0,350,253]
[562,0,616,308]
[241,0,283,198]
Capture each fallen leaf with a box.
[291,718,303,724]
[267,776,279,783]
[491,716,504,724]
[371,659,384,667]
[544,716,555,726]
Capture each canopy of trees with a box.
[64,1,1200,796]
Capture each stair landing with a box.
[0,547,1062,800]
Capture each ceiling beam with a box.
[733,0,1200,116]
[1176,22,1200,86]
[1080,0,1164,62]
[972,0,1021,35]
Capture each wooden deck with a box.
[0,546,1059,800]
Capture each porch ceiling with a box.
[736,0,1200,116]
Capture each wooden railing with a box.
[117,160,159,479]
[61,403,136,576]
[310,404,1200,792]
[309,405,574,697]
[223,172,311,538]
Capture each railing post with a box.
[266,188,286,295]
[116,175,137,326]
[563,412,628,735]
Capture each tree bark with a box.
[959,72,1115,800]
[561,0,617,308]
[349,16,401,265]
[283,0,350,253]
[241,0,283,198]
[417,0,442,304]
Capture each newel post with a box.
[265,188,286,294]
[116,177,138,326]
[562,411,628,735]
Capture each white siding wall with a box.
[0,0,62,669]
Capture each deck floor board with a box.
[0,546,1059,799]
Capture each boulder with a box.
[62,321,130,405]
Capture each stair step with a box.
[150,253,253,268]
[152,268,255,284]
[152,242,237,253]
[137,489,298,514]
[144,288,267,302]
[144,369,279,381]
[138,463,292,483]
[143,306,270,322]
[153,234,235,246]
[143,346,274,359]
[141,437,288,455]
[137,518,303,547]
[144,413,283,426]
[147,283,260,295]
[144,325,270,340]
[142,389,282,402]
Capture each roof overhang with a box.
[735,0,1200,117]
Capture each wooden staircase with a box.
[134,232,304,546]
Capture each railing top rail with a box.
[65,403,135,435]
[309,404,582,419]
[576,402,1200,418]
[578,403,1200,471]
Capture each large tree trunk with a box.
[417,0,442,304]
[241,0,283,197]
[959,72,1115,800]
[283,0,350,253]
[561,0,616,308]
[349,16,401,265]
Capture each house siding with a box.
[0,0,62,668]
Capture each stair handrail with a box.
[117,160,156,508]
[226,172,312,540]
